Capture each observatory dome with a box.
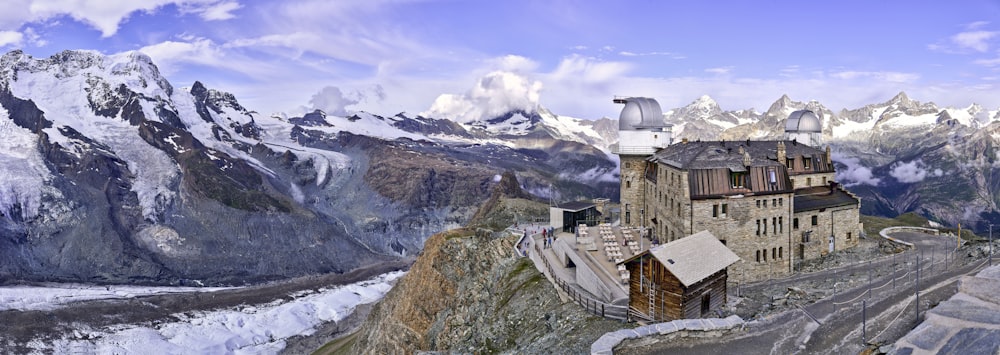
[785,110,822,133]
[618,97,666,130]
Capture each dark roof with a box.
[554,201,596,212]
[651,140,824,170]
[793,186,860,212]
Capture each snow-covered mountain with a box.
[0,50,618,285]
[657,92,1000,231]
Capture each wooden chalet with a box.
[621,231,740,321]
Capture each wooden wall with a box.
[625,257,729,322]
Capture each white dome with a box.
[618,97,666,130]
[785,110,822,133]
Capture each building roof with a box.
[793,185,860,213]
[785,110,822,133]
[553,201,596,212]
[650,140,823,171]
[617,97,668,131]
[623,230,740,287]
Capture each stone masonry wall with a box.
[690,195,794,282]
[619,155,649,228]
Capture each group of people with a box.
[541,227,556,249]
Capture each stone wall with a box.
[789,172,836,189]
[651,164,690,243]
[689,195,794,282]
[792,205,861,261]
[618,154,649,228]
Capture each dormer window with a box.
[803,157,813,170]
[730,172,747,188]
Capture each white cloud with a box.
[952,30,997,52]
[181,0,242,21]
[832,153,880,187]
[889,160,928,184]
[489,55,538,73]
[830,71,919,83]
[309,86,360,116]
[0,0,232,38]
[705,66,733,75]
[550,54,631,84]
[974,51,1000,67]
[421,71,542,123]
[0,31,24,47]
[139,37,225,74]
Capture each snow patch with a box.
[0,106,50,219]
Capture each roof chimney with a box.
[777,141,787,167]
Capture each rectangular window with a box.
[847,232,852,240]
[768,168,777,184]
[812,215,818,226]
[804,157,812,170]
[756,200,761,208]
[779,217,783,233]
[763,249,768,261]
[713,204,719,218]
[722,203,728,216]
[756,220,761,235]
[779,198,783,206]
[793,218,799,230]
[764,199,768,207]
[772,248,776,260]
[823,176,828,185]
[730,172,747,188]
[807,177,812,186]
[756,250,761,262]
[772,198,777,207]
[779,247,783,258]
[763,220,767,235]
[772,217,777,234]
[786,158,794,168]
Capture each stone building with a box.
[615,104,862,282]
[610,97,672,228]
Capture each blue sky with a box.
[1,0,1000,120]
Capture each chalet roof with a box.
[793,186,860,213]
[624,230,740,287]
[554,201,596,212]
[650,140,823,170]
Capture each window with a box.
[772,198,777,207]
[763,199,768,207]
[677,203,681,217]
[811,215,818,226]
[625,162,631,169]
[712,204,719,218]
[756,220,761,235]
[779,217,783,233]
[763,219,767,235]
[779,247,783,259]
[806,177,812,186]
[772,248,776,260]
[786,158,794,168]
[756,250,761,262]
[779,198,783,206]
[756,200,761,208]
[768,168,777,184]
[804,157,812,170]
[626,180,631,189]
[730,172,747,188]
[790,178,795,188]
[793,218,799,230]
[722,203,728,216]
[847,232,852,240]
[823,176,828,185]
[764,249,768,261]
[626,211,631,224]
[772,217,777,234]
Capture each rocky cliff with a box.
[350,176,622,354]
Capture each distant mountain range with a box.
[650,92,1000,233]
[1,49,996,285]
[0,50,618,285]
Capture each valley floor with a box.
[0,259,412,354]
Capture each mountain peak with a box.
[891,91,911,105]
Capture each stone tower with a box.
[612,97,672,228]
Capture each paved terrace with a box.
[521,223,654,317]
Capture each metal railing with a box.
[532,239,629,321]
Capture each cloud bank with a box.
[889,159,942,184]
[832,153,880,187]
[422,71,542,123]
